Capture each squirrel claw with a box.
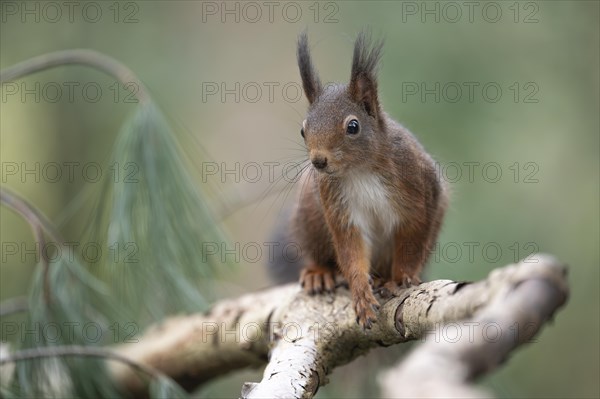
[300,266,336,295]
[354,290,380,330]
[356,315,375,330]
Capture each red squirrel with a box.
[284,32,448,329]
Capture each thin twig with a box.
[0,296,29,317]
[0,188,64,304]
[0,345,161,384]
[0,49,150,104]
[1,188,64,245]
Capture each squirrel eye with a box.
[346,119,360,135]
[300,128,305,138]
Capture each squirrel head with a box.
[297,31,385,176]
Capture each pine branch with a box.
[1,50,223,397]
[0,49,150,103]
[109,254,568,398]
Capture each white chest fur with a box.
[341,172,400,251]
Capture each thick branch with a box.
[110,255,567,398]
[110,285,297,393]
[379,265,568,398]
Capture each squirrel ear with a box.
[349,31,383,120]
[297,32,322,104]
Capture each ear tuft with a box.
[349,31,383,119]
[297,31,322,104]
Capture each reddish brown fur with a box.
[293,32,448,329]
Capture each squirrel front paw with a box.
[300,265,336,295]
[353,290,380,330]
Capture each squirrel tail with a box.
[267,211,303,284]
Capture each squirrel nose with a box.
[311,156,328,170]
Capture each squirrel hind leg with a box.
[300,263,337,295]
[370,274,389,289]
[391,228,431,288]
[377,277,421,299]
[393,273,423,287]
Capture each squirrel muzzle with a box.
[310,152,328,171]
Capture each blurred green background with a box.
[1,1,598,398]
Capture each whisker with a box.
[265,160,311,219]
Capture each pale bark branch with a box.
[379,262,567,398]
[110,254,567,398]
